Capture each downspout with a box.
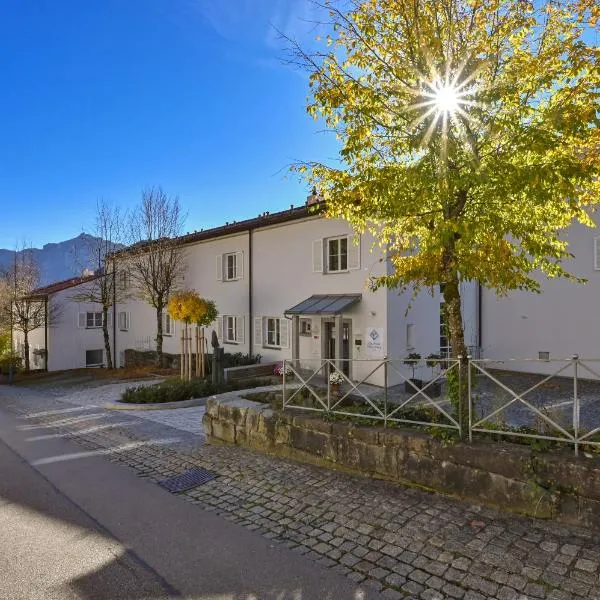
[44,296,48,371]
[112,264,117,368]
[477,281,482,356]
[248,229,253,358]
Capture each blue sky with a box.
[0,0,336,247]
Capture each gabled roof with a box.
[27,274,100,298]
[111,201,326,258]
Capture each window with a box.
[86,349,104,367]
[220,315,244,344]
[266,318,281,347]
[119,270,130,290]
[300,318,312,336]
[86,312,103,328]
[163,313,173,336]
[440,304,451,358]
[254,317,288,349]
[328,236,348,272]
[118,311,130,331]
[313,235,360,273]
[217,252,244,281]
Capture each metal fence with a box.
[282,355,600,455]
[282,357,462,434]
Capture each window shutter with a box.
[236,315,245,344]
[217,316,223,341]
[236,251,244,279]
[348,235,361,270]
[595,237,600,271]
[312,239,323,273]
[106,311,112,328]
[254,317,263,347]
[77,313,86,328]
[216,254,223,281]
[126,312,131,330]
[280,318,289,349]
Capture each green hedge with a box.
[120,377,271,404]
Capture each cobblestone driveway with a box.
[3,384,600,600]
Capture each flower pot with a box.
[330,383,341,395]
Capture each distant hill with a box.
[0,234,124,285]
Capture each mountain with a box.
[0,234,124,285]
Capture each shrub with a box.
[120,376,270,404]
[0,352,22,373]
[222,352,261,368]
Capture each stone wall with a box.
[203,395,600,529]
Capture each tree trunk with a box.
[102,307,113,369]
[442,246,469,436]
[156,307,163,367]
[23,330,30,371]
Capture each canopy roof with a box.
[285,294,361,316]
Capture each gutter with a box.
[248,229,253,358]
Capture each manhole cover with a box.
[159,467,217,493]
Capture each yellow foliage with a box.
[167,291,218,326]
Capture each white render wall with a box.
[481,214,600,374]
[13,281,112,371]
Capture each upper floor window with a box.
[86,312,103,328]
[216,252,244,281]
[328,236,348,272]
[312,235,360,273]
[118,270,130,291]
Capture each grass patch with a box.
[120,377,272,404]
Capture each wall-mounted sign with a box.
[366,327,384,356]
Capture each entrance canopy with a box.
[285,294,361,316]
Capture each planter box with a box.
[404,378,423,393]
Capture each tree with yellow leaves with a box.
[291,0,599,427]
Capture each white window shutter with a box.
[217,316,223,341]
[126,312,131,330]
[216,254,223,281]
[312,239,323,273]
[77,313,86,328]
[236,315,245,344]
[280,318,289,349]
[595,237,600,271]
[236,251,244,279]
[106,311,112,327]
[254,317,263,347]
[348,235,361,270]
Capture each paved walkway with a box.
[2,382,600,600]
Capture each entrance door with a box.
[323,319,352,378]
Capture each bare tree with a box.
[127,187,186,366]
[0,247,60,370]
[71,201,127,369]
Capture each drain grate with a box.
[159,467,217,493]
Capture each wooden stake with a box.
[180,329,184,380]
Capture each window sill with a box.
[86,326,103,330]
[324,269,349,274]
[119,329,129,332]
[223,278,241,282]
[263,344,282,350]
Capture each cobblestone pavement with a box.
[3,384,600,600]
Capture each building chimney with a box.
[306,186,323,206]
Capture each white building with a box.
[19,195,597,381]
[13,274,113,371]
[112,197,477,385]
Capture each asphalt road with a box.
[0,404,377,600]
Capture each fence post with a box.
[326,360,331,412]
[467,355,473,443]
[384,356,388,428]
[573,354,579,456]
[282,359,287,410]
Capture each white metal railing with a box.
[282,357,461,433]
[281,355,600,455]
[468,356,600,456]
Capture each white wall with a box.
[481,215,600,373]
